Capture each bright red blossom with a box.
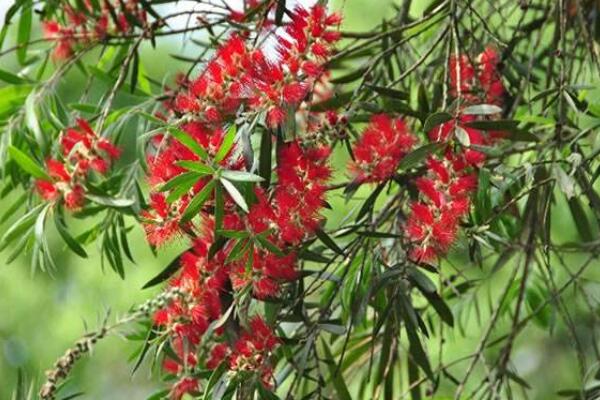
[350,114,416,182]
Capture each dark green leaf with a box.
[0,68,26,84]
[142,252,185,289]
[181,180,215,223]
[368,84,409,100]
[168,127,208,160]
[423,112,453,133]
[8,146,49,180]
[310,92,354,112]
[315,228,344,255]
[214,124,236,163]
[16,1,32,65]
[398,143,444,170]
[54,212,87,258]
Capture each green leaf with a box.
[8,146,49,179]
[398,143,444,170]
[462,104,503,115]
[462,119,519,131]
[423,112,453,133]
[259,129,272,189]
[419,289,454,327]
[25,92,45,148]
[142,251,184,289]
[255,234,284,257]
[367,84,410,100]
[221,170,264,182]
[220,178,248,212]
[168,127,208,160]
[568,197,594,242]
[54,212,87,258]
[408,269,436,294]
[202,362,226,400]
[355,183,385,222]
[0,203,43,251]
[319,323,346,335]
[0,68,26,84]
[320,339,352,400]
[310,92,354,112]
[401,301,434,380]
[315,228,344,255]
[16,1,32,65]
[86,195,135,208]
[175,161,214,175]
[160,171,202,192]
[455,126,471,147]
[0,84,32,119]
[275,0,286,25]
[180,180,215,223]
[214,181,224,232]
[165,175,200,203]
[214,124,236,163]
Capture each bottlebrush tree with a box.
[2,0,600,399]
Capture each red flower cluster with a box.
[249,142,331,244]
[171,5,341,127]
[152,221,283,395]
[349,114,416,182]
[35,119,120,210]
[406,47,506,261]
[43,0,148,59]
[449,46,505,105]
[142,121,244,246]
[228,317,280,387]
[143,5,341,395]
[406,153,477,261]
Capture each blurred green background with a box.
[0,0,598,399]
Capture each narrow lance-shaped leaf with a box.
[180,179,215,223]
[220,178,248,212]
[54,211,88,258]
[16,0,32,65]
[214,124,237,163]
[168,127,208,160]
[8,146,49,180]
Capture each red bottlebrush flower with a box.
[141,193,188,246]
[411,203,435,225]
[35,180,60,201]
[449,54,476,100]
[428,120,455,143]
[153,309,170,326]
[350,114,415,183]
[449,174,478,198]
[169,377,199,400]
[97,139,121,159]
[207,343,230,369]
[229,316,279,387]
[267,106,285,128]
[478,46,505,105]
[415,177,443,208]
[47,159,71,181]
[282,82,307,104]
[64,184,85,210]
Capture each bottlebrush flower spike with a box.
[449,54,477,101]
[42,0,149,60]
[141,193,190,246]
[477,46,506,105]
[169,377,199,400]
[350,114,416,183]
[230,316,279,388]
